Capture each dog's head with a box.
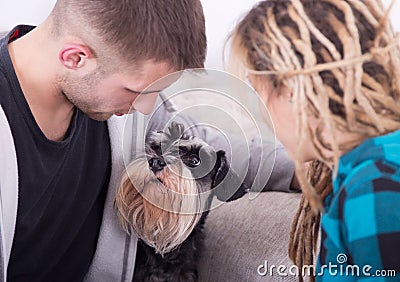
[115,122,248,254]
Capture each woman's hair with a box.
[229,0,400,280]
[50,0,207,70]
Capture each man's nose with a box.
[148,157,166,172]
[133,92,159,115]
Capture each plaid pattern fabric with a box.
[316,129,400,281]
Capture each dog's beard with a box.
[115,157,205,255]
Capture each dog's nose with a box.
[148,157,166,172]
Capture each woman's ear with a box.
[59,43,97,73]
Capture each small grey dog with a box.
[115,122,248,281]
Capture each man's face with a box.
[59,60,176,121]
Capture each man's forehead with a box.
[130,68,183,94]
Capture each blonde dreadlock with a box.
[228,0,400,281]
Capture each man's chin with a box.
[85,112,114,122]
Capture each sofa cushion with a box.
[198,192,301,282]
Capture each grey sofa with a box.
[198,192,301,282]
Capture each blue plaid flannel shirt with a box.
[316,129,400,281]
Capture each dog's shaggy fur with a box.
[115,122,248,281]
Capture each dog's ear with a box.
[167,122,189,141]
[212,150,248,202]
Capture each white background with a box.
[1,0,399,69]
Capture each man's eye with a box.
[186,155,201,167]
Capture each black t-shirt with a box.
[0,26,111,282]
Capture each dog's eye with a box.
[186,155,201,167]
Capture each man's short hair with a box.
[52,0,207,70]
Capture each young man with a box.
[0,1,206,281]
[0,1,297,281]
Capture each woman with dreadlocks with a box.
[229,0,400,281]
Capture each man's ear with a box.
[212,150,248,202]
[59,43,97,73]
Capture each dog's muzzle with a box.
[148,157,166,172]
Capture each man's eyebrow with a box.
[125,88,164,95]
